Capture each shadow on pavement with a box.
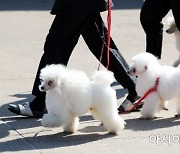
[0,0,144,11]
[125,117,180,131]
[0,130,115,152]
[0,93,39,139]
[0,93,35,117]
[0,93,108,141]
[111,82,128,99]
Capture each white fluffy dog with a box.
[165,16,180,67]
[129,52,180,119]
[39,64,125,134]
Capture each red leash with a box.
[98,0,111,70]
[128,77,160,112]
[106,0,111,69]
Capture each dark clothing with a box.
[51,0,107,14]
[140,0,180,58]
[30,0,136,111]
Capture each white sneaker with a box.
[8,102,33,117]
[18,102,34,117]
[118,96,143,113]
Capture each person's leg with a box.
[171,0,180,31]
[82,13,138,111]
[8,13,93,117]
[140,0,170,58]
[30,14,84,112]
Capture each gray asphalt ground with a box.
[0,0,180,154]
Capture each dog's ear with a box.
[57,77,62,87]
[57,77,64,95]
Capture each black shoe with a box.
[8,102,45,118]
[118,96,143,113]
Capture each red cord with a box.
[106,0,111,69]
[128,77,160,112]
[98,0,111,70]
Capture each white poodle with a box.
[39,64,125,134]
[129,52,180,119]
[165,16,180,67]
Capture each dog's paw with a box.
[108,131,118,135]
[63,126,77,134]
[63,130,74,134]
[41,114,59,128]
[163,107,168,111]
[41,119,51,128]
[108,131,115,134]
[41,116,52,127]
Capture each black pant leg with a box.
[30,13,92,110]
[140,0,170,58]
[171,0,180,31]
[82,13,137,101]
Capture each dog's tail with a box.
[91,69,115,86]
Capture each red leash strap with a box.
[129,77,160,112]
[106,0,111,69]
[98,0,111,70]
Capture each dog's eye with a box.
[133,68,136,73]
[48,81,53,86]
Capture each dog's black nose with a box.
[40,86,44,91]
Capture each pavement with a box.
[0,0,180,154]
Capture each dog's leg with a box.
[41,112,69,128]
[140,93,160,119]
[159,100,168,111]
[90,108,100,120]
[93,100,125,134]
[63,117,79,133]
[41,113,62,128]
[101,111,125,134]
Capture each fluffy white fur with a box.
[165,16,180,67]
[39,64,125,134]
[129,52,180,119]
